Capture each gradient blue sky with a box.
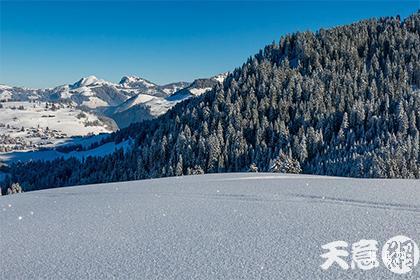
[0,1,418,88]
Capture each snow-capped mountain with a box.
[0,75,187,110]
[0,75,136,109]
[118,76,190,97]
[0,85,48,103]
[0,73,224,111]
[118,76,156,89]
[71,75,110,88]
[53,76,136,109]
[107,72,229,128]
[159,82,191,95]
[106,93,174,128]
[168,72,228,101]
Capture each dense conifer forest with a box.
[3,12,420,193]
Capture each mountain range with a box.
[0,73,228,152]
[0,73,227,112]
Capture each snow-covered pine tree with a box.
[269,152,302,174]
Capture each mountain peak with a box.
[72,75,106,88]
[119,76,156,89]
[212,72,229,83]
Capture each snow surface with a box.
[81,96,109,108]
[189,87,212,96]
[213,72,229,83]
[0,139,132,163]
[119,76,156,89]
[0,101,113,150]
[111,93,179,118]
[57,133,110,149]
[0,90,12,101]
[0,173,419,279]
[73,75,107,87]
[161,84,188,95]
[0,85,13,90]
[113,94,157,113]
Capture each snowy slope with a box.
[108,73,229,128]
[106,93,176,128]
[58,75,136,109]
[0,101,114,152]
[111,72,228,116]
[118,76,189,97]
[160,81,190,95]
[0,173,419,279]
[111,94,168,115]
[0,102,110,136]
[168,72,228,101]
[118,76,161,96]
[0,138,132,163]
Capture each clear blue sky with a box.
[0,1,418,88]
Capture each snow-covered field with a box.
[0,101,113,151]
[0,138,132,163]
[1,173,419,279]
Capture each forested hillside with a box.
[4,12,420,192]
